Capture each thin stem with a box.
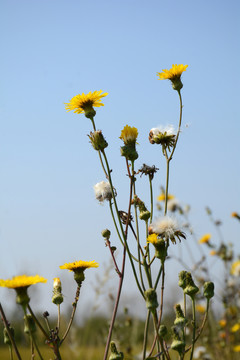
[154,266,163,290]
[9,345,13,360]
[0,303,22,360]
[142,310,151,360]
[149,176,154,223]
[164,159,170,216]
[169,90,183,161]
[57,304,61,333]
[27,304,49,339]
[90,117,108,178]
[60,285,81,345]
[23,308,44,360]
[189,298,196,360]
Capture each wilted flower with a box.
[88,130,108,151]
[138,164,159,180]
[94,181,113,202]
[157,64,188,91]
[65,90,108,118]
[149,125,176,150]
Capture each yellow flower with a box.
[232,212,240,220]
[157,193,175,202]
[65,90,108,117]
[231,323,240,333]
[233,345,240,352]
[219,319,227,328]
[0,275,47,289]
[157,64,188,80]
[147,233,159,245]
[59,260,99,271]
[199,233,211,244]
[119,125,138,144]
[210,250,217,256]
[196,304,206,314]
[231,260,240,276]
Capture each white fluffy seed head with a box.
[93,181,112,202]
[150,216,178,237]
[150,125,175,136]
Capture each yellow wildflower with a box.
[147,233,159,245]
[157,193,175,202]
[231,323,240,333]
[196,304,205,314]
[60,260,99,271]
[231,260,240,276]
[0,275,47,289]
[119,125,138,144]
[157,64,188,80]
[219,319,227,328]
[210,250,217,256]
[232,212,240,220]
[199,234,211,244]
[65,90,108,117]
[233,345,240,352]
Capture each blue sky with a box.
[1,0,240,313]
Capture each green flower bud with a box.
[203,281,214,299]
[171,339,185,354]
[120,144,138,162]
[101,229,111,238]
[3,326,14,345]
[139,210,150,221]
[178,271,188,289]
[179,271,199,298]
[154,238,168,262]
[174,304,187,328]
[159,325,168,338]
[144,288,158,311]
[109,341,124,360]
[84,106,96,119]
[24,314,36,335]
[88,130,108,151]
[171,78,183,91]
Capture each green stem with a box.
[169,90,183,161]
[102,150,144,297]
[27,304,49,339]
[189,298,196,360]
[9,346,13,360]
[109,201,124,247]
[142,310,151,360]
[60,285,81,345]
[149,176,154,223]
[57,304,60,333]
[23,308,44,360]
[90,117,108,178]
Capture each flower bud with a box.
[144,288,158,311]
[88,130,108,151]
[101,229,111,238]
[84,106,96,119]
[52,278,64,305]
[24,314,36,335]
[139,210,150,221]
[179,271,199,298]
[73,269,85,286]
[120,144,138,162]
[174,304,187,328]
[15,287,30,307]
[159,325,168,338]
[109,341,124,360]
[171,339,185,354]
[3,326,14,345]
[203,281,214,299]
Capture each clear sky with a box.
[1,0,240,314]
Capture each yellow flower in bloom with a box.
[157,193,175,202]
[231,260,240,276]
[65,90,108,115]
[232,212,240,220]
[233,345,240,352]
[210,250,217,256]
[119,125,138,144]
[147,233,159,245]
[60,260,99,271]
[196,304,206,314]
[0,275,47,289]
[157,64,188,80]
[219,319,227,328]
[199,233,211,244]
[231,323,240,333]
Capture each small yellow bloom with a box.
[233,345,240,352]
[231,260,240,276]
[157,193,175,202]
[157,64,188,80]
[147,233,159,245]
[53,278,61,289]
[119,125,138,144]
[65,90,108,115]
[59,260,99,271]
[219,319,227,328]
[210,250,217,256]
[231,212,240,220]
[199,234,211,244]
[0,275,47,289]
[231,323,240,333]
[196,304,205,314]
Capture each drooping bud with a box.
[203,281,214,299]
[109,341,124,360]
[174,304,187,328]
